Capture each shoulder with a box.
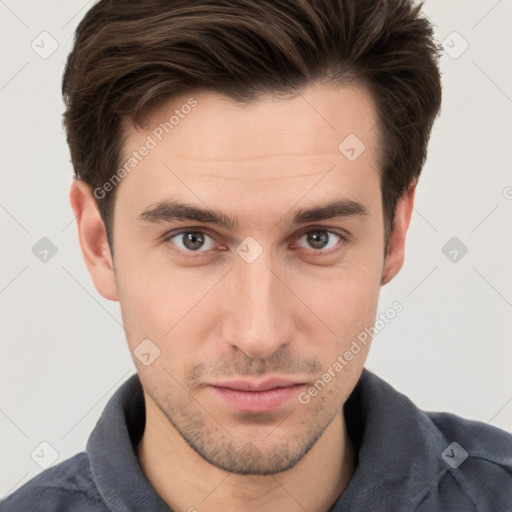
[0,452,106,512]
[420,411,512,511]
[428,410,512,459]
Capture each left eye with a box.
[168,231,217,252]
[296,230,341,251]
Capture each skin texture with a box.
[70,82,415,512]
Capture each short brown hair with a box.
[62,0,442,253]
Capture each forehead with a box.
[124,83,378,161]
[114,83,381,222]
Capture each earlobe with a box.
[69,179,119,301]
[380,184,416,286]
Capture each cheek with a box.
[114,252,219,368]
[113,250,173,345]
[297,255,382,328]
[320,279,379,366]
[289,246,382,378]
[116,274,198,383]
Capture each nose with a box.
[220,251,294,360]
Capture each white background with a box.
[1,0,511,498]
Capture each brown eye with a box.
[297,230,342,251]
[167,231,216,252]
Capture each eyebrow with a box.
[138,198,369,230]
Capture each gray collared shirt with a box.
[2,369,511,511]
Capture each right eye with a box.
[164,230,218,254]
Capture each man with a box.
[2,0,511,511]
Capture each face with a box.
[75,83,410,475]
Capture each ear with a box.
[69,179,119,301]
[380,184,416,286]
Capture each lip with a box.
[212,377,302,391]
[207,378,306,413]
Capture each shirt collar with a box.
[331,368,447,510]
[87,373,171,512]
[86,369,447,511]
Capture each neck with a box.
[137,394,355,512]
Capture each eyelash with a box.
[161,227,349,260]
